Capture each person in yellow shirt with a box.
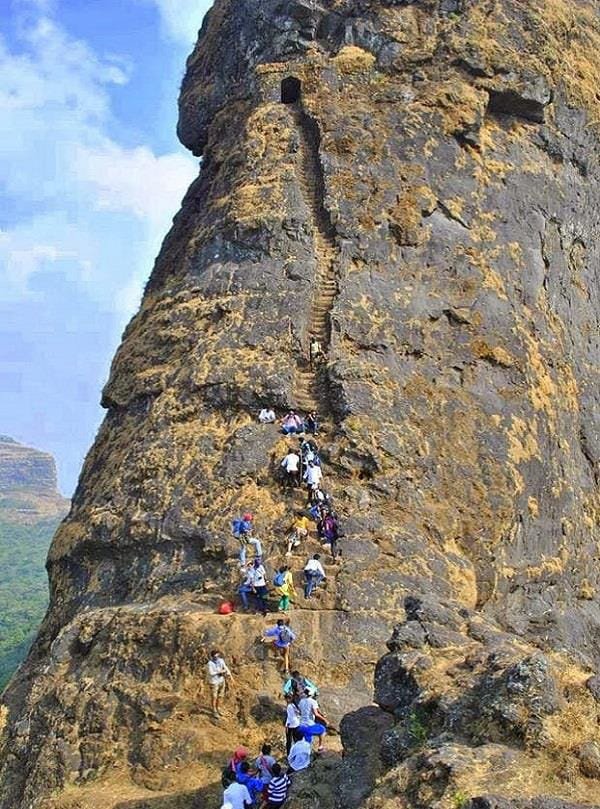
[275,565,297,612]
[287,513,310,555]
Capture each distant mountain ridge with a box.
[0,436,69,690]
[0,435,69,523]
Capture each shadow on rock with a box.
[115,780,219,809]
[250,694,286,724]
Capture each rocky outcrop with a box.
[0,1,598,808]
[0,435,58,494]
[0,435,68,521]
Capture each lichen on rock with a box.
[0,1,598,808]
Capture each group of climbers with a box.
[230,410,343,616]
[216,402,343,807]
[222,743,290,809]
[219,667,329,808]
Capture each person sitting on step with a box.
[304,410,319,435]
[281,410,304,435]
[258,407,276,424]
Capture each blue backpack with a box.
[273,571,285,587]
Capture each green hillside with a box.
[0,516,60,690]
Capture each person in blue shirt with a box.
[236,760,265,802]
[262,619,296,674]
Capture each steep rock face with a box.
[0,1,599,808]
[0,435,60,495]
[0,435,68,520]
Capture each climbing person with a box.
[255,743,276,785]
[262,618,296,674]
[266,762,291,808]
[303,554,326,599]
[309,335,323,370]
[298,437,320,468]
[222,771,252,809]
[274,565,296,612]
[283,670,318,699]
[251,558,269,615]
[207,649,233,719]
[286,512,310,555]
[281,410,304,435]
[238,563,255,612]
[259,407,276,424]
[304,410,319,436]
[232,512,262,564]
[280,448,301,488]
[288,729,312,772]
[309,486,331,511]
[321,511,340,559]
[284,693,301,754]
[303,459,323,493]
[298,688,328,752]
[236,761,265,802]
[228,746,249,776]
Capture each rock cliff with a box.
[0,438,68,696]
[0,435,68,521]
[0,1,598,808]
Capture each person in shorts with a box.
[207,649,233,718]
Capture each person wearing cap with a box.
[232,512,262,564]
[228,746,249,776]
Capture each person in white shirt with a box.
[303,460,323,492]
[281,450,301,487]
[298,689,327,752]
[250,559,268,615]
[258,407,276,424]
[207,649,233,718]
[287,730,312,771]
[222,774,252,809]
[284,693,301,753]
[303,554,326,599]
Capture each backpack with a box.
[323,516,337,539]
[273,571,285,587]
[278,625,294,644]
[231,518,244,536]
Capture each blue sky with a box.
[0,0,213,494]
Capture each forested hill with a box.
[0,437,69,689]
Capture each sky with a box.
[0,0,213,495]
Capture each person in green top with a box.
[283,669,318,699]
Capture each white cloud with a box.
[73,142,195,227]
[143,0,211,44]
[0,8,197,299]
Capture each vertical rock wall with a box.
[0,1,598,807]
